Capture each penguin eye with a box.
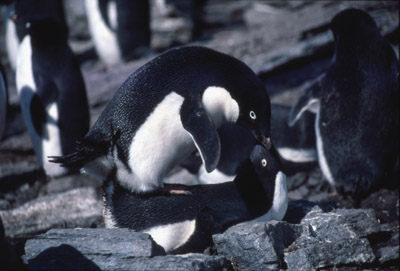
[261,159,267,167]
[249,111,256,120]
[25,22,31,29]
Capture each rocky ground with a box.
[0,1,398,270]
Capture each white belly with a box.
[253,171,288,222]
[315,108,335,185]
[85,0,121,65]
[119,92,194,192]
[16,36,66,176]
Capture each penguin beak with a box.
[252,129,272,150]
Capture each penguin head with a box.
[330,8,378,41]
[249,145,281,183]
[231,82,272,150]
[13,0,68,40]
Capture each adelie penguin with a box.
[15,0,90,177]
[85,0,151,65]
[50,46,272,194]
[288,9,399,200]
[103,145,288,254]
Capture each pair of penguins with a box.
[20,7,398,253]
[12,0,287,254]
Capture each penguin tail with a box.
[48,151,87,168]
[48,140,109,168]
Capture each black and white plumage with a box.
[180,103,316,184]
[50,46,272,193]
[15,0,90,176]
[288,9,399,199]
[85,0,150,64]
[103,145,287,254]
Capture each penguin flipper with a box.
[30,94,48,138]
[181,99,221,173]
[288,75,324,127]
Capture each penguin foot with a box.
[161,187,192,196]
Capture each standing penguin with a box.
[50,46,272,193]
[103,145,287,254]
[288,9,399,199]
[15,0,90,176]
[85,0,150,65]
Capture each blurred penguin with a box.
[15,0,90,176]
[85,0,151,65]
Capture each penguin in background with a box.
[103,145,288,254]
[288,8,399,200]
[85,0,150,65]
[50,46,272,194]
[15,0,90,177]
[0,63,8,141]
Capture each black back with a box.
[321,9,398,197]
[74,46,270,167]
[289,9,399,198]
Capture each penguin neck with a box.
[28,20,68,48]
[233,159,271,217]
[202,86,239,127]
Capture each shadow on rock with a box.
[27,244,100,271]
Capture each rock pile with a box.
[21,200,399,271]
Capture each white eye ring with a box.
[249,111,256,120]
[261,159,267,167]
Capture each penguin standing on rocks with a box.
[288,9,399,199]
[85,0,150,65]
[103,145,287,254]
[50,46,272,194]
[15,0,90,177]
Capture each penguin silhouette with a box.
[288,9,399,199]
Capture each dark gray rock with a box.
[285,207,380,270]
[213,221,282,271]
[213,203,393,271]
[285,238,376,271]
[0,187,102,239]
[23,228,233,271]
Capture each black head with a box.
[220,61,272,149]
[330,8,378,40]
[249,145,281,183]
[14,0,68,41]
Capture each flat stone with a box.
[0,187,103,239]
[213,221,289,270]
[24,229,233,271]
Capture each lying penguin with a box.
[288,9,399,199]
[50,46,272,194]
[103,145,288,254]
